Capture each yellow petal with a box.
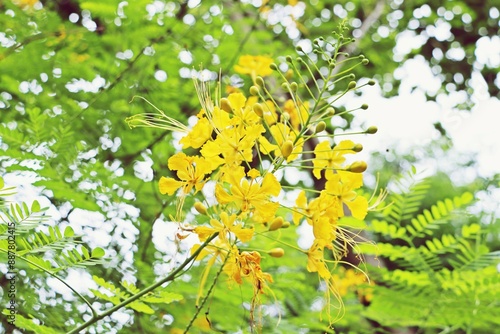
[168,153,188,171]
[200,140,221,158]
[234,227,254,242]
[260,173,281,197]
[346,196,368,220]
[228,92,246,112]
[194,226,217,241]
[159,177,183,195]
[215,184,233,204]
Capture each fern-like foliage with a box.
[360,172,500,332]
[0,176,106,333]
[91,276,183,314]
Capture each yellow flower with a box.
[158,153,213,195]
[313,140,357,179]
[201,123,264,167]
[325,173,368,220]
[259,123,304,162]
[292,190,311,225]
[226,93,261,126]
[215,168,281,223]
[234,55,274,77]
[194,212,254,243]
[179,110,213,149]
[307,239,332,279]
[226,250,273,325]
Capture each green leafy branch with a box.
[66,232,218,334]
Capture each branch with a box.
[333,0,386,75]
[67,233,218,334]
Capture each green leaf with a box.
[31,200,41,213]
[64,226,75,237]
[91,247,105,258]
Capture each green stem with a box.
[67,233,218,334]
[183,247,231,333]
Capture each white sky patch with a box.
[350,84,441,157]
[447,98,500,177]
[66,76,106,93]
[394,56,441,95]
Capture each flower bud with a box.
[296,45,304,53]
[194,202,208,215]
[362,59,370,65]
[249,85,260,96]
[315,121,326,133]
[270,63,278,71]
[366,126,378,134]
[281,112,290,122]
[361,103,368,110]
[285,55,293,63]
[348,81,357,90]
[220,98,232,113]
[368,79,375,86]
[290,82,298,92]
[255,76,265,87]
[268,248,285,258]
[281,82,290,90]
[253,103,264,117]
[281,221,290,228]
[268,217,284,231]
[281,140,294,159]
[348,161,368,173]
[327,107,335,116]
[353,143,363,152]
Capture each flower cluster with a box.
[127,27,379,327]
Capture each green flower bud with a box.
[327,107,335,116]
[281,112,291,122]
[348,81,356,90]
[290,82,298,92]
[194,202,208,215]
[366,126,378,134]
[281,140,294,158]
[353,143,363,152]
[220,98,232,113]
[268,248,285,258]
[349,161,368,173]
[270,63,278,71]
[253,103,264,117]
[255,76,265,87]
[269,217,284,231]
[368,79,376,86]
[361,103,369,110]
[286,55,293,63]
[249,85,260,96]
[315,121,326,133]
[362,58,370,65]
